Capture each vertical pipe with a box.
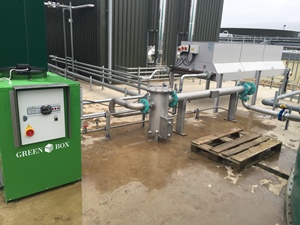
[62,9,68,74]
[69,2,75,73]
[108,0,112,71]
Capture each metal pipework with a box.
[142,68,169,80]
[109,98,145,118]
[45,2,94,73]
[178,72,211,93]
[262,90,300,113]
[50,55,144,80]
[176,86,245,101]
[242,101,300,122]
[44,2,94,9]
[48,63,140,96]
[50,56,149,87]
[108,0,112,71]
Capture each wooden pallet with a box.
[191,128,282,171]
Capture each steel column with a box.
[175,99,187,135]
[213,74,223,113]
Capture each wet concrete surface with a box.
[0,80,299,225]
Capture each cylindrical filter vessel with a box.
[148,86,173,139]
[292,143,300,224]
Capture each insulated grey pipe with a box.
[242,101,300,122]
[177,86,245,101]
[178,72,211,93]
[262,90,300,113]
[69,3,75,73]
[48,63,140,96]
[109,98,145,118]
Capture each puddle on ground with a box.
[259,177,287,196]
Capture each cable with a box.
[9,68,29,80]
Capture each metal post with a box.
[291,85,295,101]
[175,100,187,135]
[227,93,238,121]
[251,70,261,105]
[138,67,141,94]
[102,65,104,90]
[195,108,200,120]
[295,52,300,81]
[174,83,178,92]
[272,91,279,111]
[213,74,223,113]
[285,109,292,130]
[141,114,146,128]
[69,2,75,73]
[62,9,68,71]
[169,72,174,89]
[281,69,290,94]
[270,77,274,89]
[89,76,93,91]
[105,112,111,140]
[205,79,210,90]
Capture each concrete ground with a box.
[0,78,299,225]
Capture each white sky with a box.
[221,0,300,31]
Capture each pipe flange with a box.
[139,98,150,114]
[169,91,178,108]
[247,82,256,95]
[238,82,256,101]
[278,108,287,121]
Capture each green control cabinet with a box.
[0,72,81,202]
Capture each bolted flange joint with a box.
[139,98,150,114]
[169,91,178,108]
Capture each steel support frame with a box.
[213,73,223,113]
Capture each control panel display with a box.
[16,88,66,145]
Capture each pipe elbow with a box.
[109,98,117,114]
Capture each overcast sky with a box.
[221,0,300,31]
